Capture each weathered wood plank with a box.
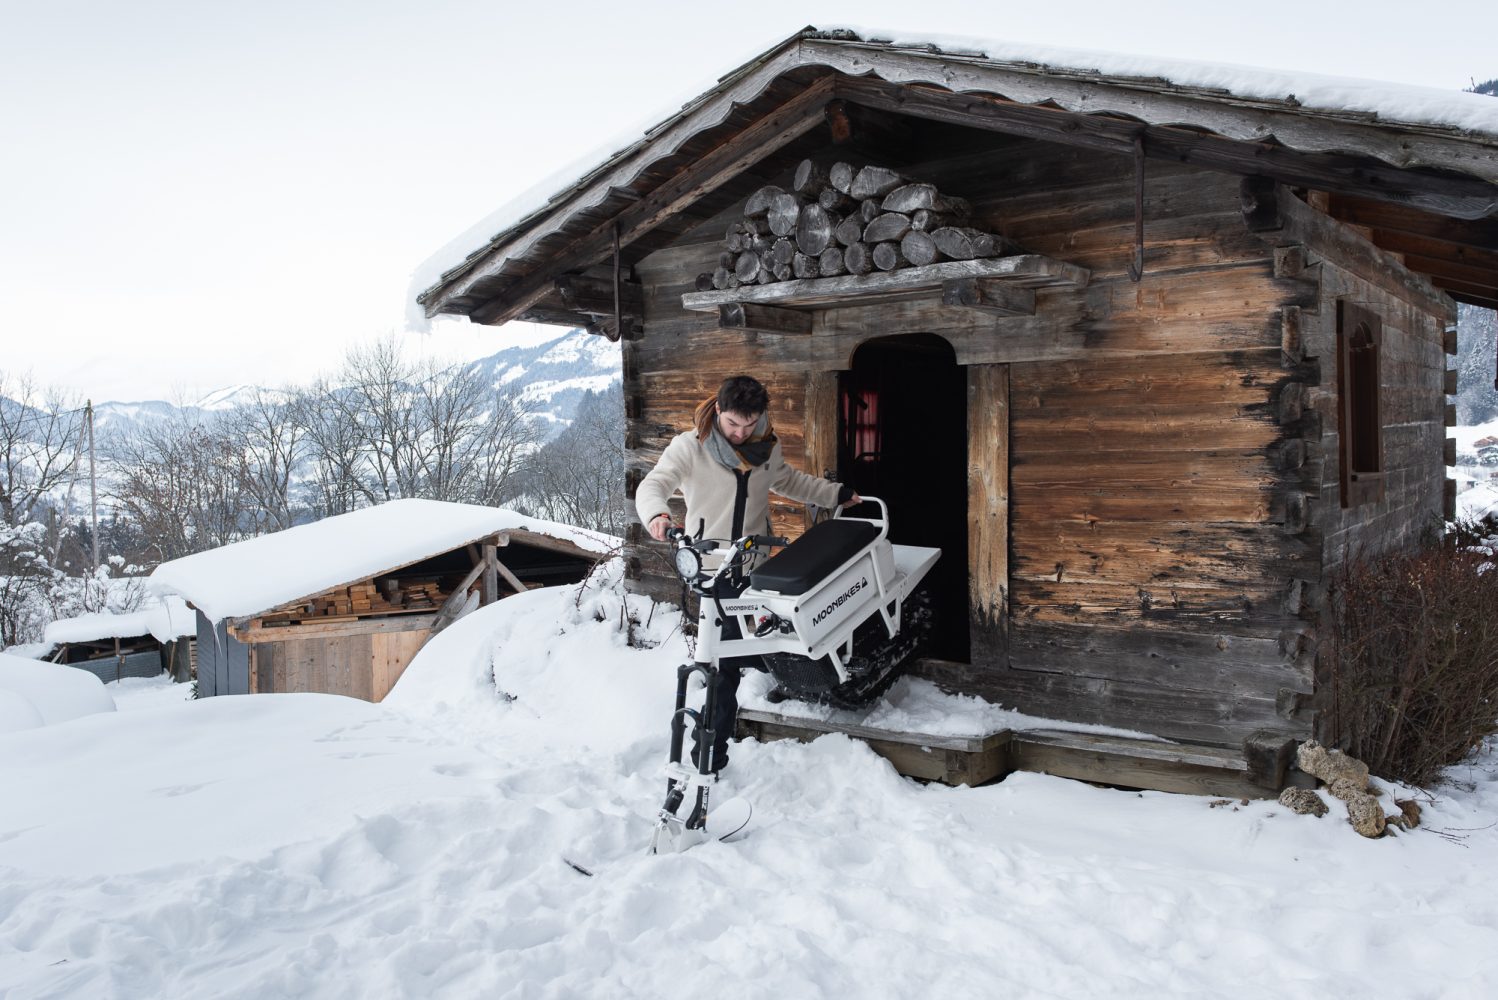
[968,364,1009,639]
[681,255,1090,312]
[1009,730,1279,798]
[234,614,438,642]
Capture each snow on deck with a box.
[148,499,614,624]
[43,595,195,647]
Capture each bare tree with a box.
[294,378,366,518]
[0,372,81,645]
[225,387,304,533]
[109,412,249,563]
[518,383,627,535]
[339,338,420,503]
[0,372,82,528]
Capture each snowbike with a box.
[650,498,938,854]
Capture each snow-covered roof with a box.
[411,26,1498,326]
[43,596,196,647]
[148,499,615,624]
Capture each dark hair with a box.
[694,375,769,441]
[717,375,769,417]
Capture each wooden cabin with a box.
[150,500,609,702]
[415,30,1498,790]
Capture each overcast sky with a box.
[2,0,1494,403]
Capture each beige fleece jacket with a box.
[635,431,844,543]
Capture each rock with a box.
[1397,798,1422,828]
[1328,777,1369,802]
[1278,786,1328,817]
[1345,793,1387,838]
[1296,740,1371,788]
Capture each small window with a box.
[1336,300,1384,508]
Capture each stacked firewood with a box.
[700,159,1017,290]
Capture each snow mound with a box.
[0,652,116,731]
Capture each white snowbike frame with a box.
[651,498,937,851]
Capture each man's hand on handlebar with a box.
[649,513,676,542]
[840,493,863,509]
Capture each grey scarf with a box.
[706,411,772,471]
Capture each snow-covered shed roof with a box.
[413,26,1498,328]
[148,499,614,624]
[43,596,196,647]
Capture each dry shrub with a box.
[1325,530,1498,786]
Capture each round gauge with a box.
[674,546,701,580]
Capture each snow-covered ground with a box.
[3,564,1497,998]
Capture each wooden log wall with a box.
[1239,183,1454,745]
[626,131,1363,746]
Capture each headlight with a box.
[674,546,702,581]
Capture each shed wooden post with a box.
[968,364,1010,648]
[481,542,500,606]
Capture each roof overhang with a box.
[417,28,1498,325]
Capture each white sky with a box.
[2,0,1495,403]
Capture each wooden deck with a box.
[736,709,1311,798]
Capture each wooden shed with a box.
[415,30,1498,790]
[42,596,195,685]
[150,500,609,702]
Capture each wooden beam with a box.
[234,614,437,643]
[1243,180,1456,319]
[1445,368,1459,395]
[804,371,838,532]
[943,277,1036,316]
[481,543,500,605]
[683,255,1089,313]
[968,364,1009,646]
[554,272,644,316]
[491,554,527,596]
[465,77,837,326]
[834,77,1498,220]
[1396,254,1498,295]
[1445,438,1458,466]
[1325,194,1498,249]
[1008,729,1281,799]
[718,302,813,335]
[494,529,604,561]
[429,561,486,636]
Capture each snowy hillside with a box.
[87,328,621,440]
[467,327,622,432]
[3,563,1498,998]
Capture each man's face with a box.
[717,408,760,446]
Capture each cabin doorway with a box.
[839,335,970,662]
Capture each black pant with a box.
[692,615,751,772]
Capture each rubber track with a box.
[763,585,934,709]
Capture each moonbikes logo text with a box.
[812,577,869,626]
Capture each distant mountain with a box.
[87,328,622,438]
[466,328,623,433]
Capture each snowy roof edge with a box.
[409,25,1498,324]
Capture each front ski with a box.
[563,797,752,877]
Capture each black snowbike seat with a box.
[749,518,879,596]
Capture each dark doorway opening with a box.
[839,334,970,663]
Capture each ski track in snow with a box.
[4,569,1498,999]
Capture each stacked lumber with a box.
[701,159,1017,290]
[258,577,453,626]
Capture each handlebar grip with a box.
[750,535,789,548]
[665,526,685,541]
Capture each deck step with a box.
[736,710,1303,797]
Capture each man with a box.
[636,375,859,772]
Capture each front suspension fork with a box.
[660,660,724,832]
